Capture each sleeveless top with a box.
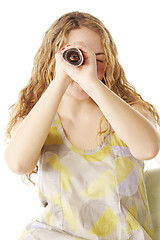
[34,113,153,240]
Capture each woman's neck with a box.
[57,93,97,121]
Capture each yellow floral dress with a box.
[19,113,154,240]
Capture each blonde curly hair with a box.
[5,11,160,184]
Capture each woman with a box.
[5,11,160,240]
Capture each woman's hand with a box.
[55,51,71,86]
[58,42,99,88]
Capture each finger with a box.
[72,43,96,63]
[59,42,90,55]
[69,42,91,57]
[58,44,72,54]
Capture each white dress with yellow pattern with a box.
[19,113,154,240]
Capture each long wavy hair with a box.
[5,11,160,184]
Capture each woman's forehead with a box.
[67,27,104,53]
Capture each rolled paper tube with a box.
[62,48,84,67]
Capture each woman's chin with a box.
[67,81,90,101]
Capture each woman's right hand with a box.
[4,53,72,174]
[55,51,71,86]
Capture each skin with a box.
[4,27,160,174]
[60,27,105,101]
[56,27,108,150]
[67,28,105,78]
[57,27,160,158]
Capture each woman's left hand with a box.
[58,41,99,88]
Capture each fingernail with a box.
[60,47,65,51]
[66,44,71,47]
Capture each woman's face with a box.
[64,27,105,101]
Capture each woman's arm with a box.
[5,62,71,175]
[83,79,160,160]
[57,42,160,161]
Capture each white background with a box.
[0,0,160,239]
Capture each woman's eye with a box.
[96,59,104,63]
